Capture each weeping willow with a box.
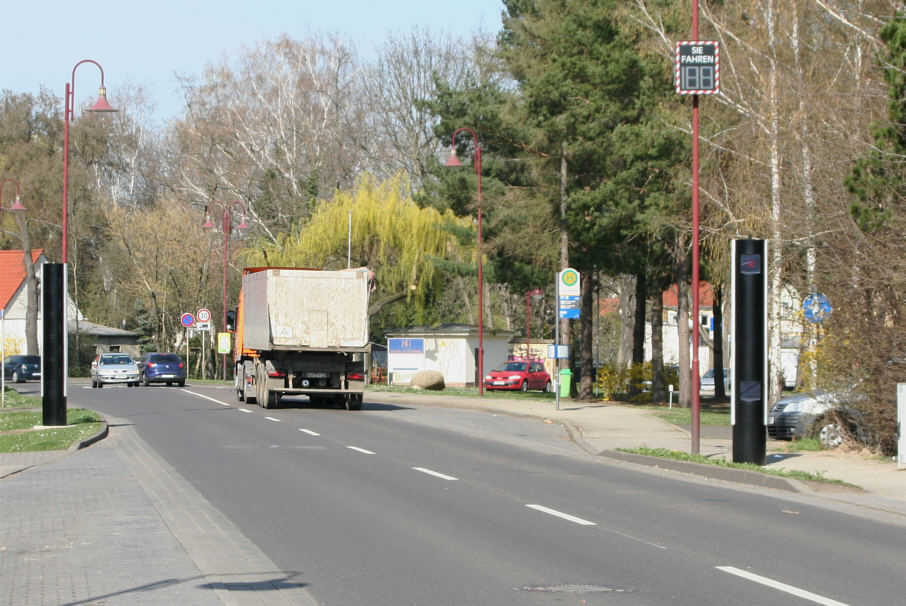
[241,172,474,320]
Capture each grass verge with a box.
[619,446,855,486]
[0,389,103,453]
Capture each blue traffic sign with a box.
[180,312,196,328]
[803,293,832,323]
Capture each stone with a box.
[410,370,445,391]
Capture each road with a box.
[58,380,904,605]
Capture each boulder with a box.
[410,370,445,391]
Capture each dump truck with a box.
[230,267,371,409]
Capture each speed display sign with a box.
[675,41,720,95]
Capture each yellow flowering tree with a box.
[241,172,474,322]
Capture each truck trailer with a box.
[231,267,371,409]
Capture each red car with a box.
[484,361,552,392]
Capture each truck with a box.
[230,267,372,410]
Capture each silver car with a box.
[90,353,139,388]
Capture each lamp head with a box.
[202,216,215,229]
[236,217,251,230]
[8,196,26,212]
[86,86,118,113]
[444,148,464,167]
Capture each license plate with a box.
[492,381,505,385]
[161,374,175,378]
[768,416,774,424]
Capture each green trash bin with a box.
[559,368,572,398]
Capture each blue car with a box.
[3,355,41,383]
[138,352,186,386]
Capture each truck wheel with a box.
[256,365,278,409]
[346,394,363,411]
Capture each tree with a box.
[172,35,366,241]
[240,172,474,330]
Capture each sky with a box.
[5,1,504,122]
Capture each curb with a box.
[68,420,109,452]
[597,449,807,493]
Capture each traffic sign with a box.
[197,308,211,323]
[803,293,832,323]
[675,41,720,95]
[180,312,195,328]
[196,321,212,331]
[558,268,580,296]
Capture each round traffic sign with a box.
[197,308,211,322]
[803,293,832,323]
[180,312,196,328]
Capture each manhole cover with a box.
[516,583,637,594]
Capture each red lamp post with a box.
[203,200,250,380]
[445,127,484,395]
[525,289,544,358]
[63,60,118,264]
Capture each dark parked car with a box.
[484,360,552,392]
[3,354,41,383]
[767,390,869,449]
[138,353,186,386]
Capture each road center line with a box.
[346,446,375,455]
[412,467,458,481]
[525,504,596,526]
[299,429,320,436]
[717,566,849,606]
[265,417,281,422]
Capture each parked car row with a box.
[89,352,186,388]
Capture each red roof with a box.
[0,250,43,310]
[599,281,716,316]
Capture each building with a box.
[0,250,138,359]
[385,324,516,387]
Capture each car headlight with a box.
[508,374,522,380]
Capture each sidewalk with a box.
[0,418,319,606]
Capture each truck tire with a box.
[256,364,278,409]
[346,393,363,411]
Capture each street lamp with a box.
[525,288,544,359]
[63,60,118,264]
[445,127,484,395]
[49,60,118,426]
[203,200,250,380]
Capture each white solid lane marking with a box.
[299,429,320,436]
[182,389,231,406]
[717,566,849,606]
[412,467,458,481]
[525,504,596,526]
[238,408,253,413]
[347,446,375,455]
[265,417,281,422]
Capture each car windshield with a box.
[22,356,40,364]
[103,356,134,365]
[498,362,527,372]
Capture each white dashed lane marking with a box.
[412,467,458,481]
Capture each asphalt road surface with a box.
[56,380,906,605]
